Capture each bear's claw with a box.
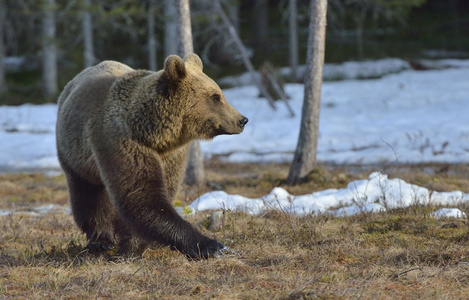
[184,239,225,260]
[85,240,116,255]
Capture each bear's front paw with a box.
[185,238,225,260]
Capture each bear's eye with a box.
[211,94,221,103]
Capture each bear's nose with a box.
[238,116,248,128]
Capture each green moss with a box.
[181,206,193,215]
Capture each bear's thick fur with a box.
[56,54,248,258]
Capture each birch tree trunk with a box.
[287,0,327,185]
[42,0,58,99]
[289,0,299,82]
[148,0,157,71]
[164,0,178,57]
[175,0,205,187]
[82,0,95,68]
[0,0,7,94]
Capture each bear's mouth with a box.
[214,126,230,136]
[214,124,244,136]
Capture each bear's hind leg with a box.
[64,170,117,254]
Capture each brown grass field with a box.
[1,161,469,299]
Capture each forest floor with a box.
[1,161,469,299]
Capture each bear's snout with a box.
[238,116,249,129]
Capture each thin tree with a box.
[82,0,95,68]
[42,0,58,99]
[0,0,7,94]
[286,0,328,185]
[147,0,157,71]
[164,0,178,57]
[175,0,205,187]
[289,0,299,82]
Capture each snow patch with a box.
[189,172,469,218]
[430,208,466,219]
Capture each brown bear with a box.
[56,54,248,259]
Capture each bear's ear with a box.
[164,55,187,83]
[184,53,203,71]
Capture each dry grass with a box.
[1,162,469,299]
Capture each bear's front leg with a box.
[93,140,224,259]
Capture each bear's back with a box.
[56,61,135,183]
[58,61,134,107]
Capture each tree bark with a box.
[83,0,95,68]
[42,0,58,99]
[287,0,327,185]
[184,141,205,186]
[164,0,178,57]
[0,0,7,94]
[148,0,157,71]
[289,0,299,82]
[176,0,193,55]
[175,0,205,187]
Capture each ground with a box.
[1,161,469,299]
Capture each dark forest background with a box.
[1,0,468,104]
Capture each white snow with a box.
[4,56,26,72]
[209,66,469,164]
[0,104,59,170]
[430,208,466,219]
[1,59,469,218]
[190,172,469,217]
[0,204,70,217]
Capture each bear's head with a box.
[163,54,248,140]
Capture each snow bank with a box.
[0,204,70,217]
[431,208,466,219]
[190,172,469,218]
[206,66,469,164]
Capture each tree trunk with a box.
[184,141,205,186]
[175,0,205,187]
[286,0,327,185]
[176,0,193,55]
[42,0,58,99]
[164,0,178,57]
[148,0,157,71]
[83,0,95,68]
[0,0,7,94]
[289,0,299,82]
